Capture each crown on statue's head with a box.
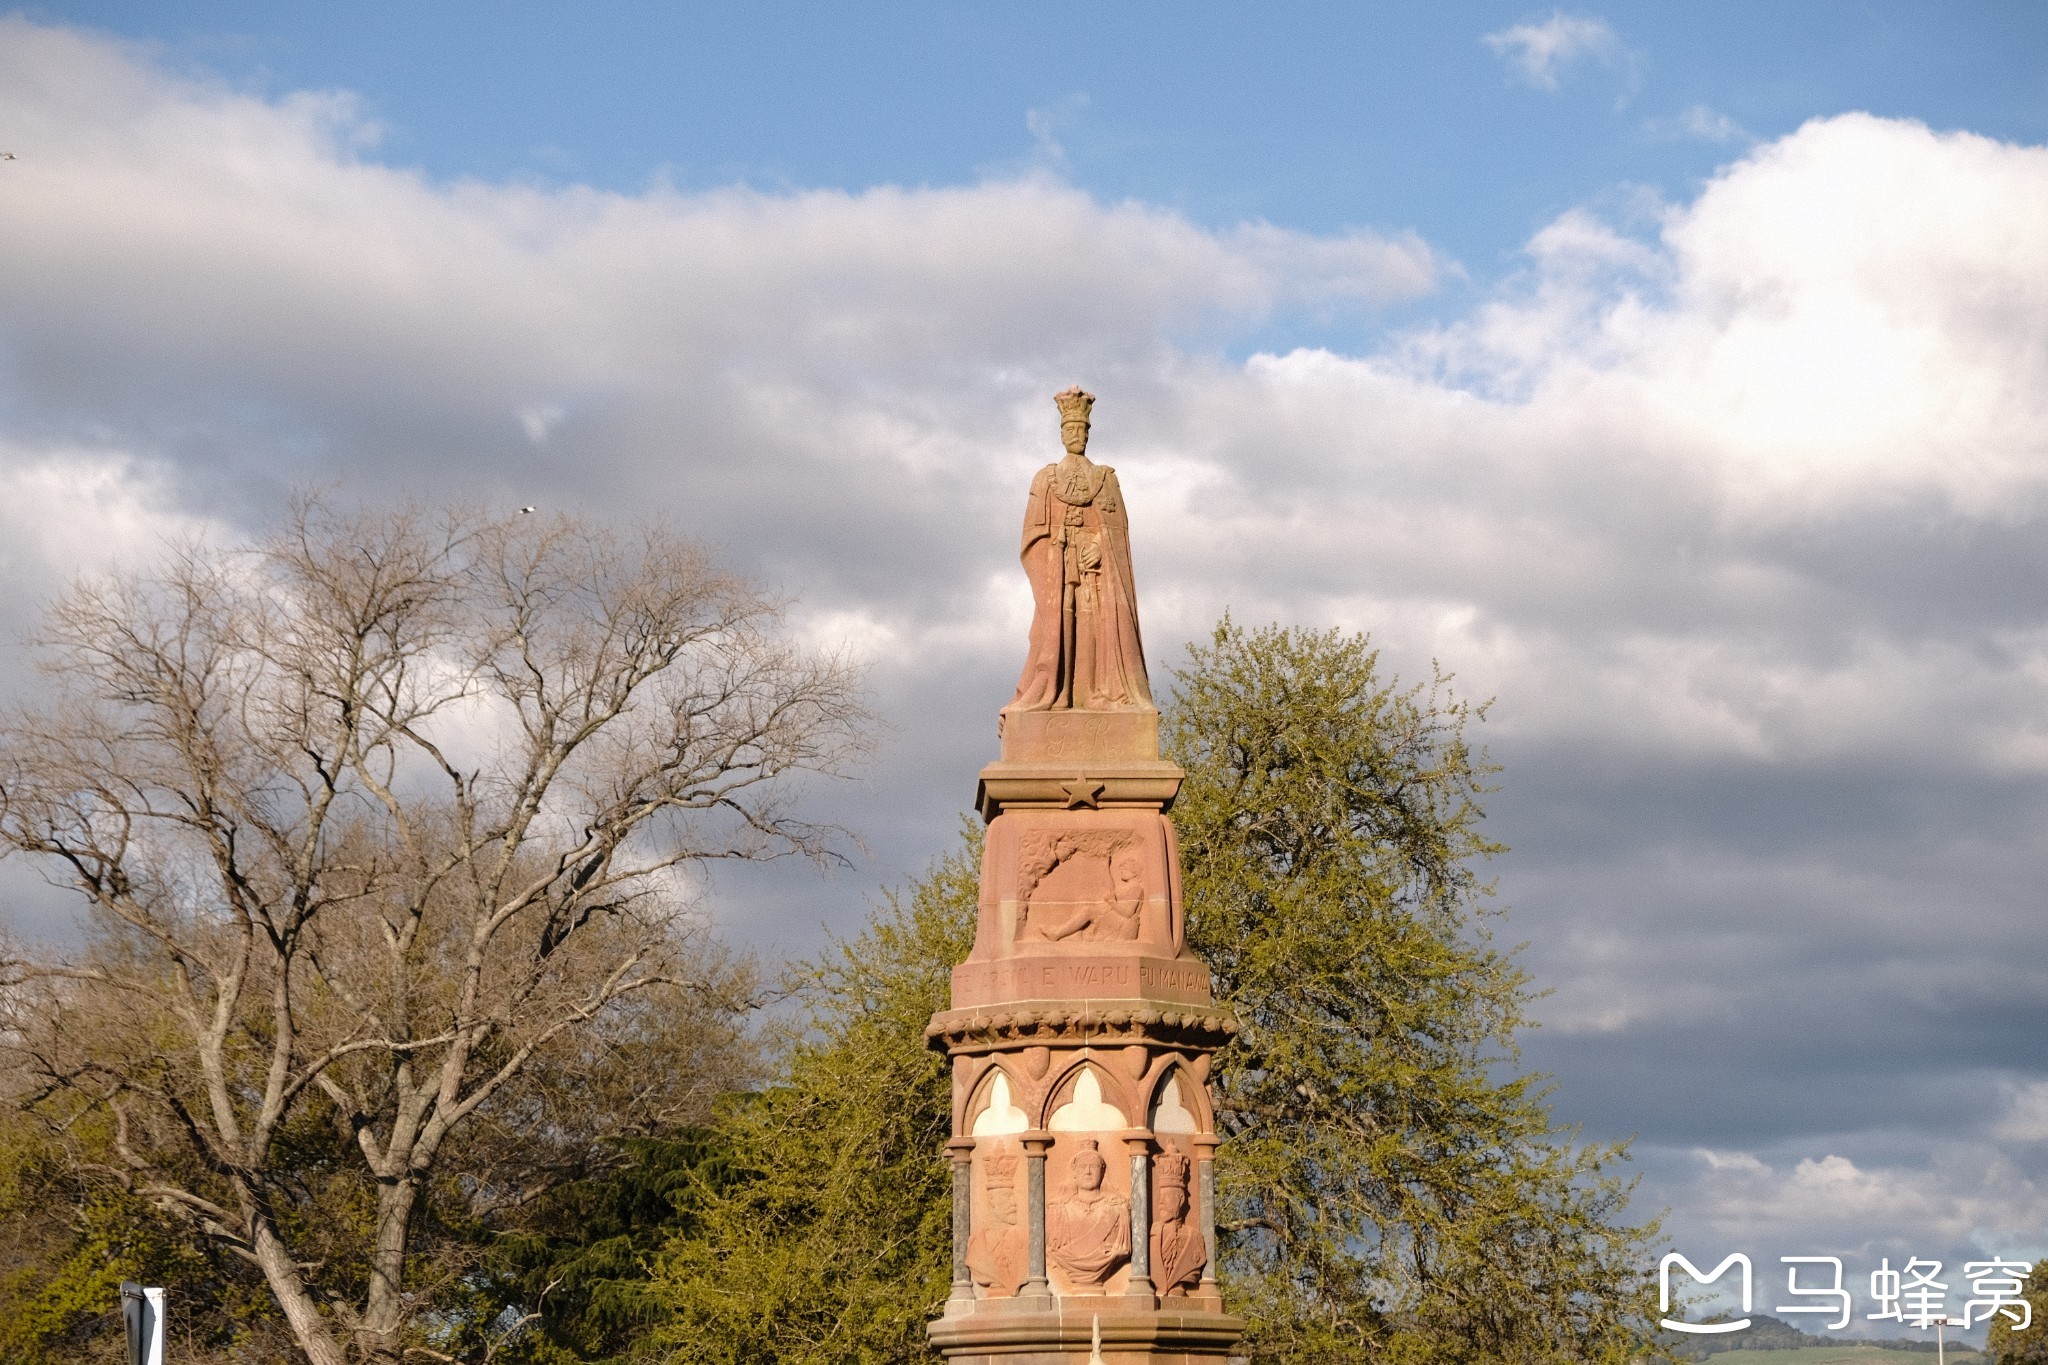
[1054,386,1095,425]
[1154,1150,1191,1191]
[984,1154,1018,1186]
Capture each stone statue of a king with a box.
[928,387,1243,1365]
[1001,386,1154,721]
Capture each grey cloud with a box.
[0,18,2045,1276]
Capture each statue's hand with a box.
[1077,536,1101,572]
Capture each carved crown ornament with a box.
[1053,384,1095,426]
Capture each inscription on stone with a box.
[951,954,1213,1007]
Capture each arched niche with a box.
[968,1066,1030,1137]
[1046,1064,1130,1132]
[1148,1064,1206,1136]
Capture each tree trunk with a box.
[359,1173,423,1364]
[250,1211,350,1365]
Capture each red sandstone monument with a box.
[927,388,1245,1365]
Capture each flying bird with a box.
[1,153,16,161]
[519,506,536,514]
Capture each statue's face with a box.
[991,1187,1017,1224]
[1161,1184,1188,1221]
[1061,420,1089,457]
[1074,1153,1105,1191]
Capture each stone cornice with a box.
[926,997,1239,1054]
[976,760,1185,820]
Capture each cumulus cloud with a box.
[0,446,212,589]
[1680,1147,2048,1252]
[1482,11,1629,91]
[1646,1142,2048,1341]
[1,17,2047,1272]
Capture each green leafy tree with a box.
[1168,620,1658,1364]
[637,835,977,1365]
[1990,1262,2048,1365]
[622,620,1655,1364]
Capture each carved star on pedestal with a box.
[1060,778,1106,810]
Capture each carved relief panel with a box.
[1017,829,1142,943]
[1044,1064,1134,1296]
[1149,1143,1204,1296]
[1047,1137,1129,1291]
[1148,1068,1208,1295]
[967,1070,1031,1298]
[967,1144,1029,1297]
[975,809,1184,959]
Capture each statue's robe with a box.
[1003,455,1153,717]
[967,1220,1028,1297]
[1048,1187,1131,1285]
[1151,1206,1205,1295]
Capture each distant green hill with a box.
[1660,1314,1984,1363]
[1700,1350,1983,1365]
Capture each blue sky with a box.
[43,3,2048,313]
[5,1,2048,1343]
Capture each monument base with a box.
[929,1298,1245,1365]
[939,391,1244,1365]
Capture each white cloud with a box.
[3,17,2048,1265]
[1672,1146,2048,1259]
[1482,11,1625,91]
[1648,104,1753,145]
[1024,93,1089,167]
[0,446,208,584]
[1365,115,2048,531]
[1695,1148,1772,1176]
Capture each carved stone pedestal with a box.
[926,719,1244,1364]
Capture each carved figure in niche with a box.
[1149,1145,1205,1296]
[1047,1139,1130,1286]
[1104,854,1143,939]
[968,1152,1029,1297]
[1017,830,1143,942]
[1001,387,1154,723]
[1037,851,1143,942]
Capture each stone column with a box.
[947,1138,976,1305]
[1124,1132,1156,1299]
[1192,1134,1221,1291]
[1021,1133,1053,1299]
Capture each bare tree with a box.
[0,499,867,1364]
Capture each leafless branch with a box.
[0,497,848,1365]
